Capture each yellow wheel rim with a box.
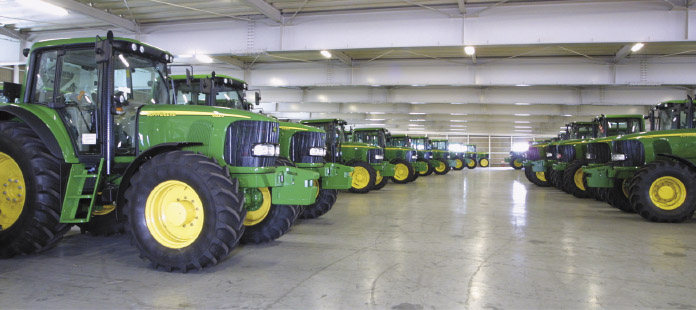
[536,172,547,182]
[454,159,464,169]
[467,159,475,167]
[480,159,489,167]
[375,170,383,184]
[244,187,272,226]
[394,163,409,181]
[351,166,371,189]
[649,176,686,211]
[0,152,25,230]
[573,168,586,191]
[621,179,630,198]
[513,159,523,168]
[435,161,446,172]
[145,180,205,249]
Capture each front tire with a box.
[417,159,434,176]
[390,159,414,184]
[349,161,376,193]
[299,189,338,219]
[606,179,634,213]
[433,159,451,175]
[372,170,388,190]
[466,158,477,169]
[562,160,590,198]
[241,158,302,244]
[525,166,550,187]
[452,157,465,171]
[124,151,245,272]
[478,158,489,168]
[510,157,524,170]
[0,122,69,258]
[629,160,695,223]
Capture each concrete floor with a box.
[0,168,694,309]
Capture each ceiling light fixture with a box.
[320,50,332,58]
[195,54,213,63]
[631,43,644,52]
[409,112,426,115]
[464,46,475,55]
[514,121,530,124]
[515,102,531,105]
[408,124,424,127]
[450,120,467,122]
[563,114,573,117]
[514,114,531,116]
[366,118,385,121]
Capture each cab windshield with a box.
[353,130,386,148]
[466,145,476,152]
[390,137,411,148]
[412,138,430,150]
[174,79,245,110]
[570,124,593,139]
[311,122,345,144]
[432,141,448,151]
[656,106,691,130]
[603,118,642,136]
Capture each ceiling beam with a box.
[613,44,633,62]
[332,51,352,66]
[457,0,467,14]
[0,26,27,40]
[41,0,139,33]
[240,0,282,23]
[214,56,246,69]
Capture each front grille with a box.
[525,147,542,161]
[586,142,611,164]
[367,148,384,164]
[290,131,326,164]
[613,140,644,167]
[557,145,576,162]
[224,120,278,167]
[405,150,416,163]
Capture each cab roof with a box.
[301,119,347,125]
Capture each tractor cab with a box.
[592,114,645,138]
[171,73,253,111]
[649,99,696,131]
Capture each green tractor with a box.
[0,33,320,271]
[387,134,429,181]
[430,139,459,172]
[552,116,645,199]
[533,121,595,192]
[464,144,489,168]
[585,99,695,222]
[170,74,353,219]
[522,139,557,187]
[300,119,395,194]
[444,142,467,171]
[351,128,417,184]
[409,136,452,176]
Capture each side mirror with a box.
[2,82,21,103]
[185,68,193,87]
[255,91,261,105]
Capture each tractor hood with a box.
[139,104,273,122]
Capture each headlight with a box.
[252,144,277,156]
[611,154,626,161]
[411,155,417,159]
[586,153,596,160]
[375,154,384,160]
[275,145,280,156]
[309,147,327,156]
[546,152,553,157]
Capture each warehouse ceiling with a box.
[0,0,694,139]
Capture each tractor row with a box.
[518,100,695,223]
[0,33,477,272]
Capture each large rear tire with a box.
[124,151,245,272]
[0,122,69,258]
[510,157,524,170]
[241,158,302,244]
[433,159,451,175]
[524,166,550,187]
[629,160,695,223]
[562,160,591,198]
[390,159,414,184]
[349,161,376,193]
[299,189,338,219]
[582,173,605,202]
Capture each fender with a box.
[656,153,696,170]
[0,106,64,160]
[116,142,203,207]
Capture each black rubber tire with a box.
[417,159,434,176]
[525,166,550,187]
[466,158,477,169]
[0,122,70,258]
[452,157,466,171]
[510,157,524,170]
[123,151,245,272]
[349,161,376,193]
[390,159,414,184]
[606,179,634,213]
[299,189,338,219]
[241,158,302,244]
[409,170,420,182]
[562,160,591,198]
[548,168,563,190]
[478,158,490,168]
[629,160,696,223]
[372,172,389,190]
[433,159,451,175]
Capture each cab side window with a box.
[58,49,100,154]
[32,51,58,104]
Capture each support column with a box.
[12,65,19,83]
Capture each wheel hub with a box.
[244,188,272,226]
[649,176,686,211]
[145,180,204,249]
[0,152,25,230]
[394,164,409,180]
